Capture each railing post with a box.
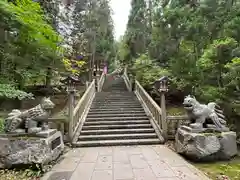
[160,92,167,139]
[60,75,80,142]
[68,88,75,142]
[85,81,89,90]
[96,74,100,92]
[154,76,169,140]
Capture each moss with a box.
[195,157,240,180]
[0,118,4,133]
[167,140,240,179]
[167,106,186,116]
[0,168,42,180]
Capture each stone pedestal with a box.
[0,129,64,168]
[175,126,237,162]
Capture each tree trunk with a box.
[46,67,52,88]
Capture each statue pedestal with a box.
[0,129,64,169]
[175,126,237,162]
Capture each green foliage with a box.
[197,38,237,72]
[224,57,240,89]
[0,118,3,132]
[0,0,65,95]
[0,84,33,100]
[62,58,86,76]
[121,0,240,133]
[0,165,43,180]
[195,85,226,103]
[132,54,171,89]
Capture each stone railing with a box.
[167,115,189,139]
[69,80,96,142]
[122,67,132,91]
[97,72,105,92]
[135,80,167,140]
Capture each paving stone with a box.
[91,170,113,180]
[126,147,142,155]
[45,145,210,180]
[148,160,176,178]
[129,154,149,169]
[162,157,189,167]
[47,171,73,180]
[52,157,80,171]
[141,147,160,160]
[172,166,208,180]
[157,178,180,180]
[113,162,134,180]
[95,155,113,170]
[98,147,113,155]
[81,150,99,163]
[63,148,86,158]
[133,168,157,180]
[70,162,95,180]
[113,150,129,163]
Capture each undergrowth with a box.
[0,118,3,132]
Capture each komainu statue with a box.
[175,95,237,161]
[183,95,228,131]
[4,97,55,133]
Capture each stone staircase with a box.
[76,76,162,147]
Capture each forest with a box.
[117,0,240,131]
[0,0,116,99]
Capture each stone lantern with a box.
[61,75,80,90]
[154,76,169,139]
[154,76,169,93]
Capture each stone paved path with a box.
[42,145,210,180]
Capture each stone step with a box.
[104,90,128,91]
[91,102,140,106]
[94,97,136,100]
[95,94,135,96]
[92,100,139,103]
[78,133,158,141]
[106,87,127,89]
[84,120,150,126]
[93,102,138,105]
[89,108,144,112]
[93,97,139,102]
[87,110,145,115]
[82,124,152,130]
[86,116,149,121]
[89,107,144,111]
[74,138,161,147]
[87,113,146,118]
[95,92,136,99]
[75,77,163,147]
[90,105,143,108]
[80,128,155,135]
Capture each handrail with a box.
[69,80,96,141]
[135,80,167,139]
[122,67,132,91]
[97,72,105,92]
